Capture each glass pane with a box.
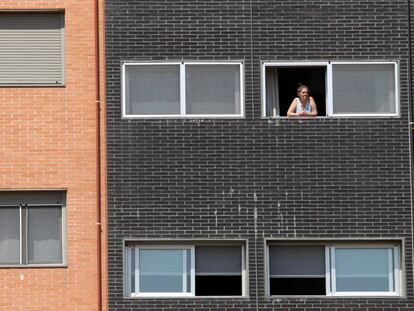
[125,65,180,115]
[0,207,20,264]
[139,249,191,293]
[130,248,135,293]
[28,207,62,264]
[269,277,326,296]
[196,246,241,274]
[186,64,241,114]
[332,64,396,114]
[186,249,191,292]
[335,248,392,292]
[269,245,325,276]
[196,275,242,296]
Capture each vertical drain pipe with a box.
[407,0,414,297]
[93,0,103,308]
[250,0,255,119]
[249,1,258,309]
[253,193,259,311]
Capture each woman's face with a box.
[298,87,309,101]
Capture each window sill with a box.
[126,295,247,299]
[0,84,65,88]
[122,115,246,120]
[267,294,402,299]
[263,114,400,119]
[0,264,67,268]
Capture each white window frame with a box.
[128,245,195,298]
[0,203,66,267]
[125,243,246,298]
[122,61,245,119]
[261,61,399,118]
[329,244,401,297]
[266,242,401,297]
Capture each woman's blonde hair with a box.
[297,84,310,94]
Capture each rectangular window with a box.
[262,61,399,117]
[122,62,244,118]
[331,246,400,295]
[267,242,401,297]
[268,245,326,295]
[0,191,65,266]
[0,12,64,85]
[126,243,245,297]
[331,63,396,115]
[138,247,192,295]
[195,246,242,296]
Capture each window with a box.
[0,12,64,85]
[268,245,326,295]
[122,62,244,118]
[125,243,246,297]
[262,61,399,117]
[0,191,65,266]
[267,243,401,297]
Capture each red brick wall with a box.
[0,1,106,310]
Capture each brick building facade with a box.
[0,1,106,310]
[105,0,414,310]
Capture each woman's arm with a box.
[287,99,298,117]
[307,96,318,117]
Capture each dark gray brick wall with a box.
[106,0,414,310]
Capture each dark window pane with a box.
[195,275,242,296]
[270,277,326,295]
[27,206,62,264]
[195,246,241,274]
[0,207,20,264]
[266,67,326,117]
[269,245,325,276]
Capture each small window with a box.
[262,61,398,117]
[195,246,242,296]
[0,12,64,85]
[0,191,65,266]
[137,247,192,295]
[122,62,244,118]
[268,245,326,295]
[126,243,245,297]
[332,247,399,295]
[264,65,327,117]
[267,242,401,297]
[332,63,396,115]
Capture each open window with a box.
[267,242,401,297]
[264,64,327,117]
[125,242,246,297]
[262,61,399,117]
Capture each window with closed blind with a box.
[0,12,64,85]
[0,191,66,266]
[122,61,244,118]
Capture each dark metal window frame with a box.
[0,203,65,267]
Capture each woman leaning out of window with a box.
[287,85,318,117]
